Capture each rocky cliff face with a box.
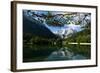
[23,10,59,39]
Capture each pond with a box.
[23,45,91,62]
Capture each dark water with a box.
[23,45,91,62]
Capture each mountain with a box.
[63,28,76,39]
[23,11,58,39]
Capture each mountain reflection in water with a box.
[46,47,86,61]
[23,45,90,62]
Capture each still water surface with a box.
[23,45,91,62]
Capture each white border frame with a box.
[13,2,97,70]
